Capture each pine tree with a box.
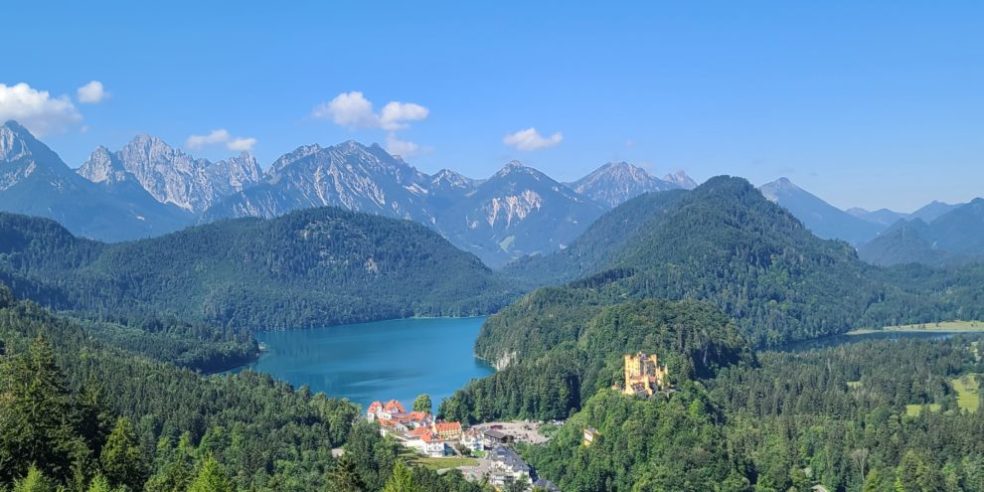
[100,417,146,491]
[324,454,366,492]
[382,462,417,492]
[86,474,118,492]
[11,466,56,492]
[187,456,233,492]
[0,335,77,483]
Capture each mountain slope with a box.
[0,207,514,330]
[847,207,909,226]
[78,135,262,213]
[911,200,962,223]
[759,178,883,245]
[496,176,984,352]
[203,141,434,224]
[859,199,984,266]
[663,170,698,190]
[436,161,606,266]
[0,121,193,241]
[569,161,678,208]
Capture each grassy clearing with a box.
[952,375,981,413]
[849,320,984,335]
[410,456,479,470]
[905,403,942,417]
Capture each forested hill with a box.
[441,297,754,424]
[0,207,514,330]
[0,285,491,491]
[497,176,984,349]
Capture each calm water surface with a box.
[238,317,493,410]
[778,330,984,352]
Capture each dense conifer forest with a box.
[0,285,491,491]
[0,208,515,332]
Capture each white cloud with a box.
[379,101,429,131]
[77,80,109,104]
[227,137,257,152]
[385,134,421,157]
[503,127,563,151]
[186,129,231,149]
[186,129,256,152]
[312,91,378,128]
[312,91,429,131]
[0,82,82,136]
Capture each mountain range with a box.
[0,120,696,267]
[494,176,984,353]
[0,121,193,241]
[758,176,983,265]
[858,198,984,266]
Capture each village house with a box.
[366,399,467,459]
[622,351,671,397]
[481,428,512,448]
[460,428,483,454]
[406,426,448,457]
[366,400,407,421]
[488,445,531,488]
[432,421,463,441]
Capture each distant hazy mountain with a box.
[0,121,192,241]
[436,161,606,266]
[910,200,962,223]
[847,207,909,226]
[859,199,984,266]
[759,178,883,245]
[569,161,679,208]
[663,170,698,190]
[78,134,263,213]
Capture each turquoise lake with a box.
[238,316,494,410]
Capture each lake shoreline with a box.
[847,321,984,336]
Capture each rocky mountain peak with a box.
[431,169,474,190]
[0,120,66,170]
[662,170,698,190]
[0,121,35,162]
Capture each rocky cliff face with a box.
[78,134,262,213]
[0,121,192,241]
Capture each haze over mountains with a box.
[759,176,984,265]
[3,119,981,268]
[0,120,696,266]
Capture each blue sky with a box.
[4,1,982,211]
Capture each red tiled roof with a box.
[368,401,383,413]
[433,421,462,433]
[407,411,429,421]
[410,427,432,439]
[383,400,406,413]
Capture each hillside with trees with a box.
[0,284,490,491]
[0,207,515,332]
[523,337,984,491]
[499,176,984,348]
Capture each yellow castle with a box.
[622,352,670,396]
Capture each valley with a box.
[3,140,984,490]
